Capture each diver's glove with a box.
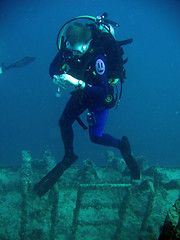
[53,75,66,89]
[53,74,85,89]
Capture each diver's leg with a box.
[89,108,120,147]
[59,94,87,157]
[34,95,88,197]
[89,108,140,179]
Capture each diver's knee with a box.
[59,115,73,131]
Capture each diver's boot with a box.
[34,153,78,197]
[119,136,140,180]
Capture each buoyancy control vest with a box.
[56,12,133,109]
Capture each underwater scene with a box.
[0,0,180,239]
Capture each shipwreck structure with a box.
[0,150,179,240]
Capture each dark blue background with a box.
[0,0,180,167]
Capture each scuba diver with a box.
[0,56,36,74]
[34,13,140,197]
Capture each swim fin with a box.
[34,154,78,197]
[119,136,140,180]
[1,56,36,72]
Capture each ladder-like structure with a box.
[70,183,132,240]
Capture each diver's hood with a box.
[56,12,119,51]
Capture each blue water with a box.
[0,0,180,167]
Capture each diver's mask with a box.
[66,40,91,57]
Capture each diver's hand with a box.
[53,75,67,90]
[57,74,85,89]
[53,75,63,85]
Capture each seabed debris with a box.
[0,150,179,240]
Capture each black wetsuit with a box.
[49,48,120,156]
[33,39,140,197]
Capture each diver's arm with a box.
[49,51,64,78]
[53,74,85,89]
[52,54,108,101]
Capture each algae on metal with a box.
[0,150,179,240]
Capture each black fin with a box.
[119,136,140,180]
[33,161,67,197]
[34,154,78,197]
